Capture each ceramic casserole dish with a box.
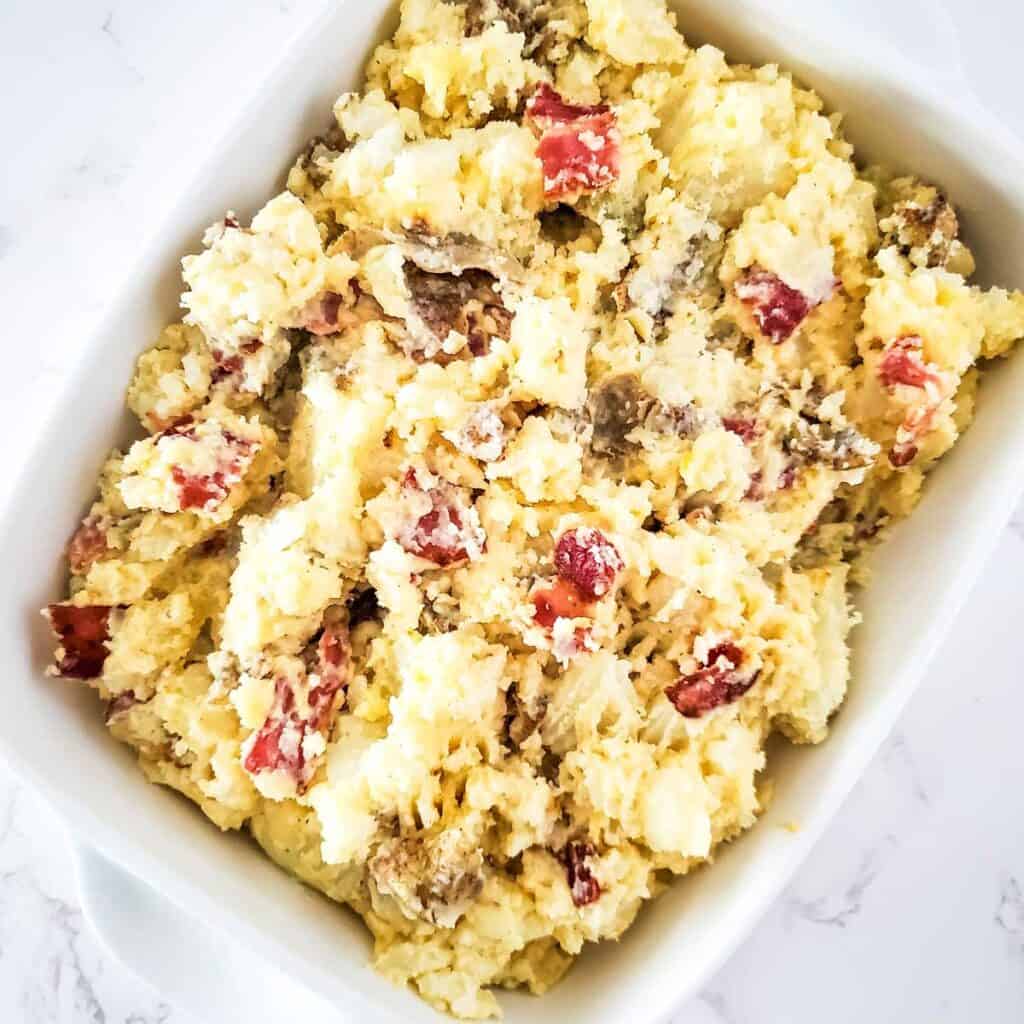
[3,0,1024,1021]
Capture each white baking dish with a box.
[3,1,1024,1021]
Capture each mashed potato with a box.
[45,0,1024,1017]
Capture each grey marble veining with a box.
[0,786,181,1024]
[786,840,896,929]
[2,2,1023,1022]
[996,878,1024,941]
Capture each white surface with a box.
[1,2,1023,1022]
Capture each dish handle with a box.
[71,840,342,1023]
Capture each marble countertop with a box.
[1,2,1022,1021]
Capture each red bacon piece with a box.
[244,622,352,790]
[721,416,760,444]
[665,642,758,718]
[67,516,109,574]
[560,624,596,660]
[243,677,305,779]
[315,619,352,703]
[561,841,601,907]
[734,267,821,344]
[553,527,624,600]
[210,350,243,384]
[210,339,262,388]
[744,470,765,502]
[532,579,595,661]
[298,292,345,336]
[532,577,594,628]
[888,406,934,469]
[162,426,255,513]
[888,442,919,468]
[396,470,485,567]
[777,463,798,490]
[527,84,610,125]
[530,528,621,658]
[885,358,943,469]
[171,466,227,510]
[46,604,113,680]
[526,84,620,200]
[877,335,941,391]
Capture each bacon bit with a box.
[105,690,139,723]
[553,527,624,600]
[746,460,807,498]
[525,84,620,200]
[888,406,933,467]
[211,339,263,385]
[210,349,244,384]
[67,516,109,574]
[887,377,943,470]
[244,623,352,790]
[552,621,597,662]
[299,292,345,336]
[46,604,112,680]
[527,85,611,125]
[535,119,620,199]
[163,425,256,513]
[744,470,765,502]
[734,267,826,343]
[224,214,240,230]
[316,619,352,700]
[396,469,486,567]
[533,580,597,663]
[531,528,620,659]
[665,642,758,718]
[561,842,601,907]
[243,679,342,786]
[243,678,305,781]
[721,416,760,444]
[171,466,225,510]
[888,442,918,468]
[877,335,941,391]
[532,577,594,628]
